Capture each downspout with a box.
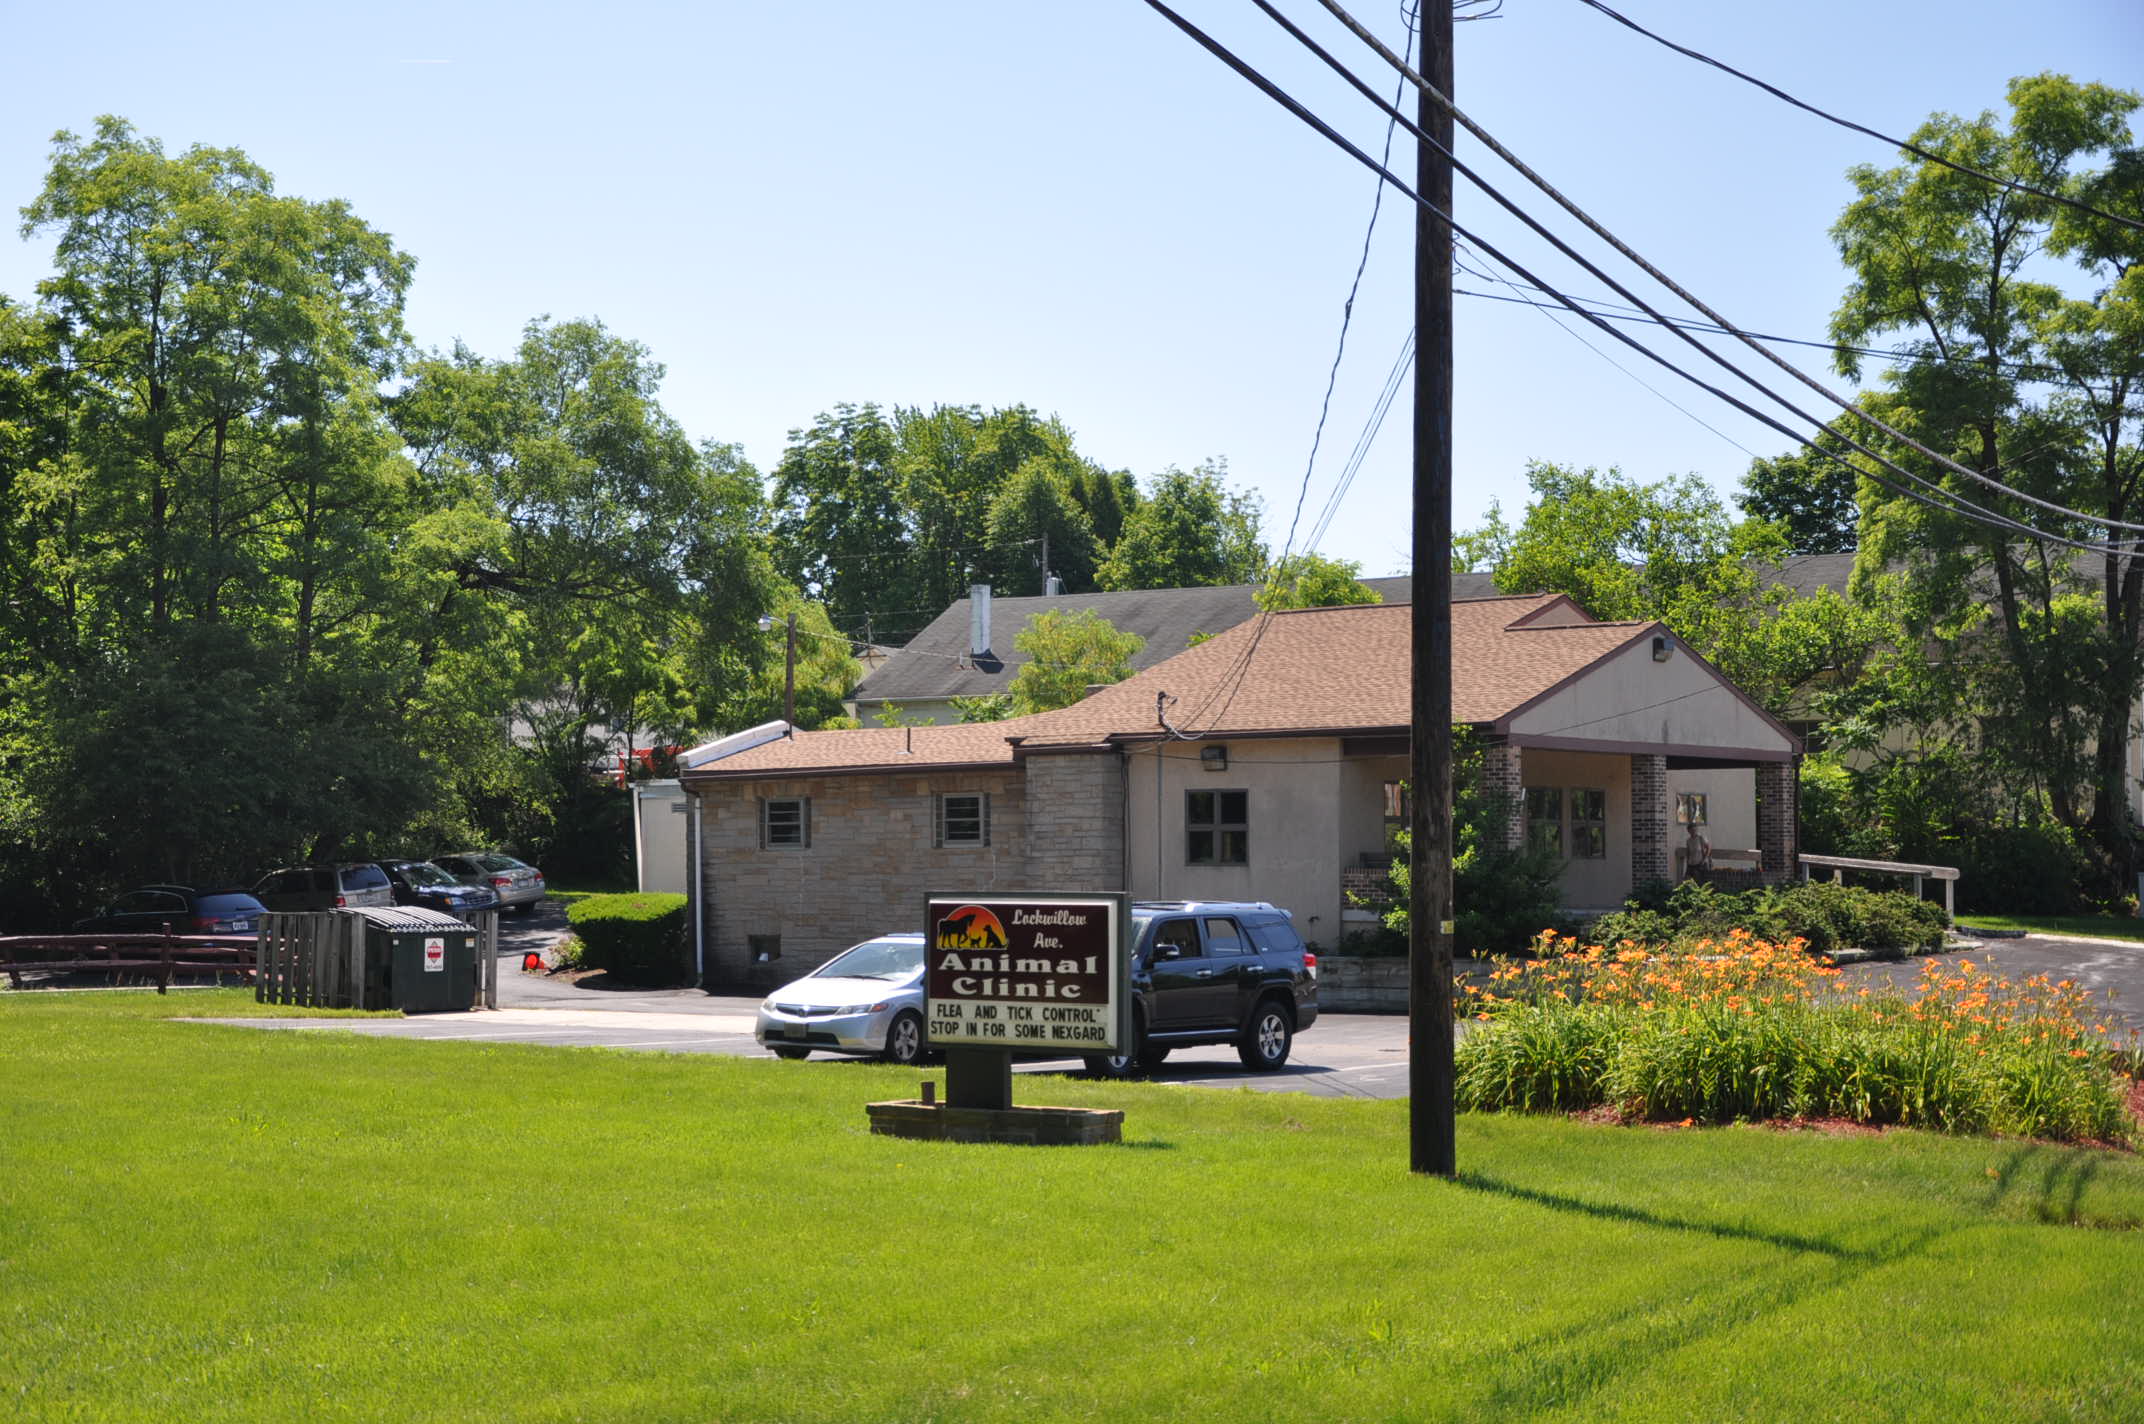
[1118,746,1131,894]
[691,793,706,985]
[1153,742,1165,899]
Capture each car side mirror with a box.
[1152,945,1182,962]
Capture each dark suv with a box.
[1084,900,1319,1078]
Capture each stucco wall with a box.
[1509,638,1792,755]
[1124,737,1356,948]
[1518,748,1633,910]
[1666,768,1757,857]
[692,768,1027,989]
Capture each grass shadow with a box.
[1456,1171,1874,1260]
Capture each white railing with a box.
[1799,853,1958,920]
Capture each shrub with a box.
[1589,879,1945,959]
[1954,823,2088,916]
[1456,934,2134,1142]
[565,892,689,985]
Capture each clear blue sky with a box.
[3,1,2139,589]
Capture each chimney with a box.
[968,584,992,659]
[1044,574,1064,597]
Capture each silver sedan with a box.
[755,934,927,1066]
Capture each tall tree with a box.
[766,403,910,627]
[1737,437,1862,555]
[980,456,1101,593]
[1831,73,2143,853]
[1096,461,1267,591]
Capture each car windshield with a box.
[398,863,457,887]
[812,938,923,981]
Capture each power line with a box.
[1147,0,2135,556]
[1452,248,1760,460]
[1574,0,2144,237]
[1277,0,1421,569]
[1308,0,2144,541]
[1451,275,2091,384]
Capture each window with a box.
[1675,792,1708,826]
[1245,919,1306,956]
[748,934,781,962]
[935,792,990,848]
[760,797,809,850]
[1570,788,1608,860]
[1524,786,1563,855]
[1151,919,1201,958]
[1202,917,1246,955]
[1186,789,1248,865]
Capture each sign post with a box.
[923,893,1128,1110]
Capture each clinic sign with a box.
[924,894,1127,1054]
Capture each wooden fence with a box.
[0,932,258,993]
[1800,852,1959,920]
[256,910,499,1010]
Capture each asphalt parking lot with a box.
[187,906,2144,1100]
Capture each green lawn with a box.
[5,989,2143,1423]
[1956,913,2144,943]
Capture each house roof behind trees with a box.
[684,593,1792,781]
[850,574,1503,704]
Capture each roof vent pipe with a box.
[969,584,992,659]
[1045,574,1063,597]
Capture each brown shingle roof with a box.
[680,596,1659,780]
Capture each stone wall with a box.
[1481,740,1524,849]
[1021,751,1125,890]
[1629,753,1670,886]
[693,768,1028,992]
[1756,759,1799,881]
[1316,954,1409,1013]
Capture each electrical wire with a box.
[1277,0,1421,570]
[1452,246,1761,459]
[1306,0,2144,540]
[1452,275,2090,384]
[1574,0,2144,237]
[1146,0,2135,559]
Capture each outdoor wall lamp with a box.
[1201,745,1229,771]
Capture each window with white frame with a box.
[760,796,809,850]
[935,792,990,847]
[1186,789,1248,865]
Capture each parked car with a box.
[72,885,266,936]
[251,863,397,913]
[372,859,500,918]
[755,933,928,1066]
[1083,900,1320,1078]
[431,852,546,915]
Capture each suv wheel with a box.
[1237,1000,1294,1071]
[1084,1014,1148,1078]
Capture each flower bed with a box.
[1456,930,2136,1144]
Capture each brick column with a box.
[1757,759,1799,882]
[1481,741,1524,850]
[1630,753,1670,887]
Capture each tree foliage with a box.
[1255,552,1382,611]
[1006,610,1145,716]
[1096,462,1267,592]
[1829,73,2143,860]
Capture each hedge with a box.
[564,892,690,984]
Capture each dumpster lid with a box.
[337,905,476,933]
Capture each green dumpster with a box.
[340,905,478,1013]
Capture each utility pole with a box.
[1409,0,1457,1177]
[1041,532,1051,595]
